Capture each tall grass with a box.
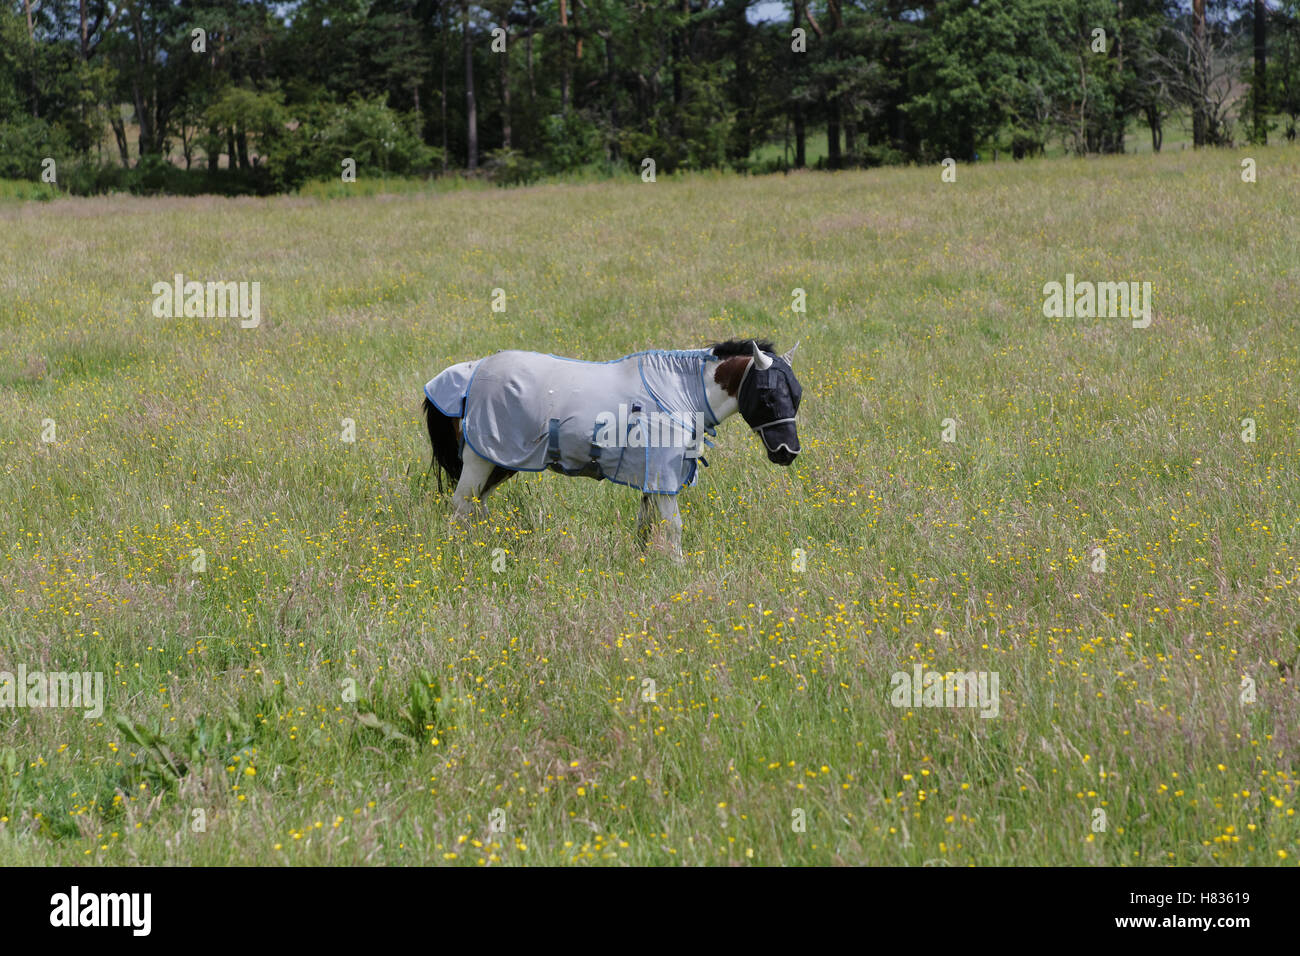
[0,145,1298,864]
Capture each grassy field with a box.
[1,145,1298,866]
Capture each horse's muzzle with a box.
[758,423,800,466]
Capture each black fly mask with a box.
[737,347,802,465]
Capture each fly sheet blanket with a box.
[425,349,721,494]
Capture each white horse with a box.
[422,339,801,559]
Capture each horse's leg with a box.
[635,494,656,551]
[479,465,516,501]
[452,446,498,518]
[656,495,684,561]
[639,494,681,561]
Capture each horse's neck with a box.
[703,366,739,425]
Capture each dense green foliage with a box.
[0,1,1296,190]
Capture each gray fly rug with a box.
[425,349,721,494]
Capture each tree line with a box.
[2,0,1298,194]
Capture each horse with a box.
[421,338,802,559]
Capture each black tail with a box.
[423,396,463,493]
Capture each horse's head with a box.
[738,341,802,466]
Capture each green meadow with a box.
[1,146,1298,865]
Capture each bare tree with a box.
[1132,47,1175,151]
[1153,17,1245,147]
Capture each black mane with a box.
[709,338,776,357]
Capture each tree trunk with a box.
[1112,2,1125,153]
[560,0,570,114]
[111,115,131,166]
[1192,0,1207,147]
[23,0,38,117]
[133,83,152,159]
[672,0,686,127]
[526,0,535,103]
[500,27,511,149]
[441,0,449,172]
[792,1,805,169]
[827,101,841,169]
[1254,0,1267,143]
[464,1,478,170]
[605,30,617,157]
[822,0,844,168]
[574,0,583,61]
[794,107,806,169]
[79,0,90,149]
[1146,107,1162,152]
[130,6,160,157]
